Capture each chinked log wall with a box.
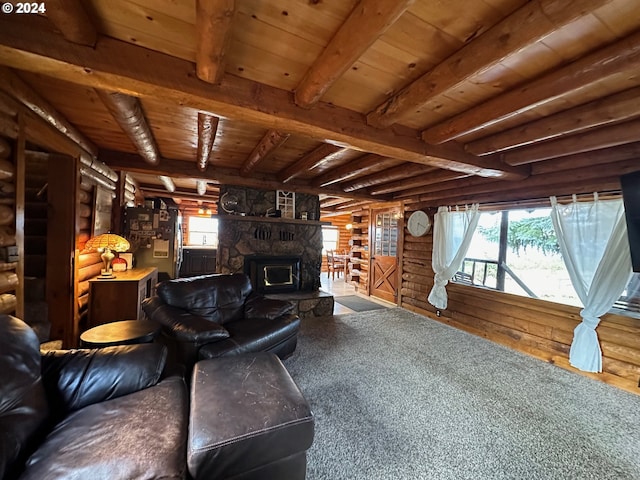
[400,207,640,396]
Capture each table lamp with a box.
[85,233,131,278]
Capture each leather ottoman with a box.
[188,353,314,480]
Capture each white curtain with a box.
[428,204,480,309]
[550,194,633,373]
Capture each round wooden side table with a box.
[80,319,161,348]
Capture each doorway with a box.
[370,208,400,303]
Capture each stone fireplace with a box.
[216,186,323,293]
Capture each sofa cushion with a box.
[0,315,49,480]
[157,273,252,324]
[19,376,188,480]
[40,343,167,419]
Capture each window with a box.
[187,216,218,247]
[276,191,295,219]
[322,226,339,254]
[455,208,639,317]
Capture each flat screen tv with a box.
[621,170,640,273]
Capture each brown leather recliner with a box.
[142,273,301,372]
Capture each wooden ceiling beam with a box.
[531,141,640,176]
[370,169,468,195]
[101,149,389,202]
[341,163,436,192]
[0,66,97,156]
[45,0,98,47]
[195,0,235,84]
[320,197,353,208]
[393,175,493,199]
[240,130,290,175]
[400,142,640,199]
[0,14,528,180]
[416,157,639,204]
[197,112,219,171]
[277,143,346,183]
[466,86,640,155]
[367,0,613,129]
[294,0,413,108]
[334,199,374,211]
[418,178,622,208]
[311,154,397,187]
[423,30,640,144]
[503,118,640,165]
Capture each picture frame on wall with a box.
[92,185,112,236]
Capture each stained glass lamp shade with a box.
[85,233,130,277]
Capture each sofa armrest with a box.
[244,294,295,320]
[142,296,230,345]
[41,343,166,416]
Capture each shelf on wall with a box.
[213,214,330,226]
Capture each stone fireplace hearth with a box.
[216,186,324,294]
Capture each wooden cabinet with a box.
[180,248,217,277]
[88,267,158,328]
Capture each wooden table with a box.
[80,319,160,348]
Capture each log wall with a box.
[399,206,640,396]
[0,134,18,323]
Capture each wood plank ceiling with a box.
[0,0,639,215]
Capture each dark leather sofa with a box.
[0,314,188,480]
[142,273,301,371]
[1,314,314,480]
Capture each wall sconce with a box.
[345,223,353,230]
[85,233,130,278]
